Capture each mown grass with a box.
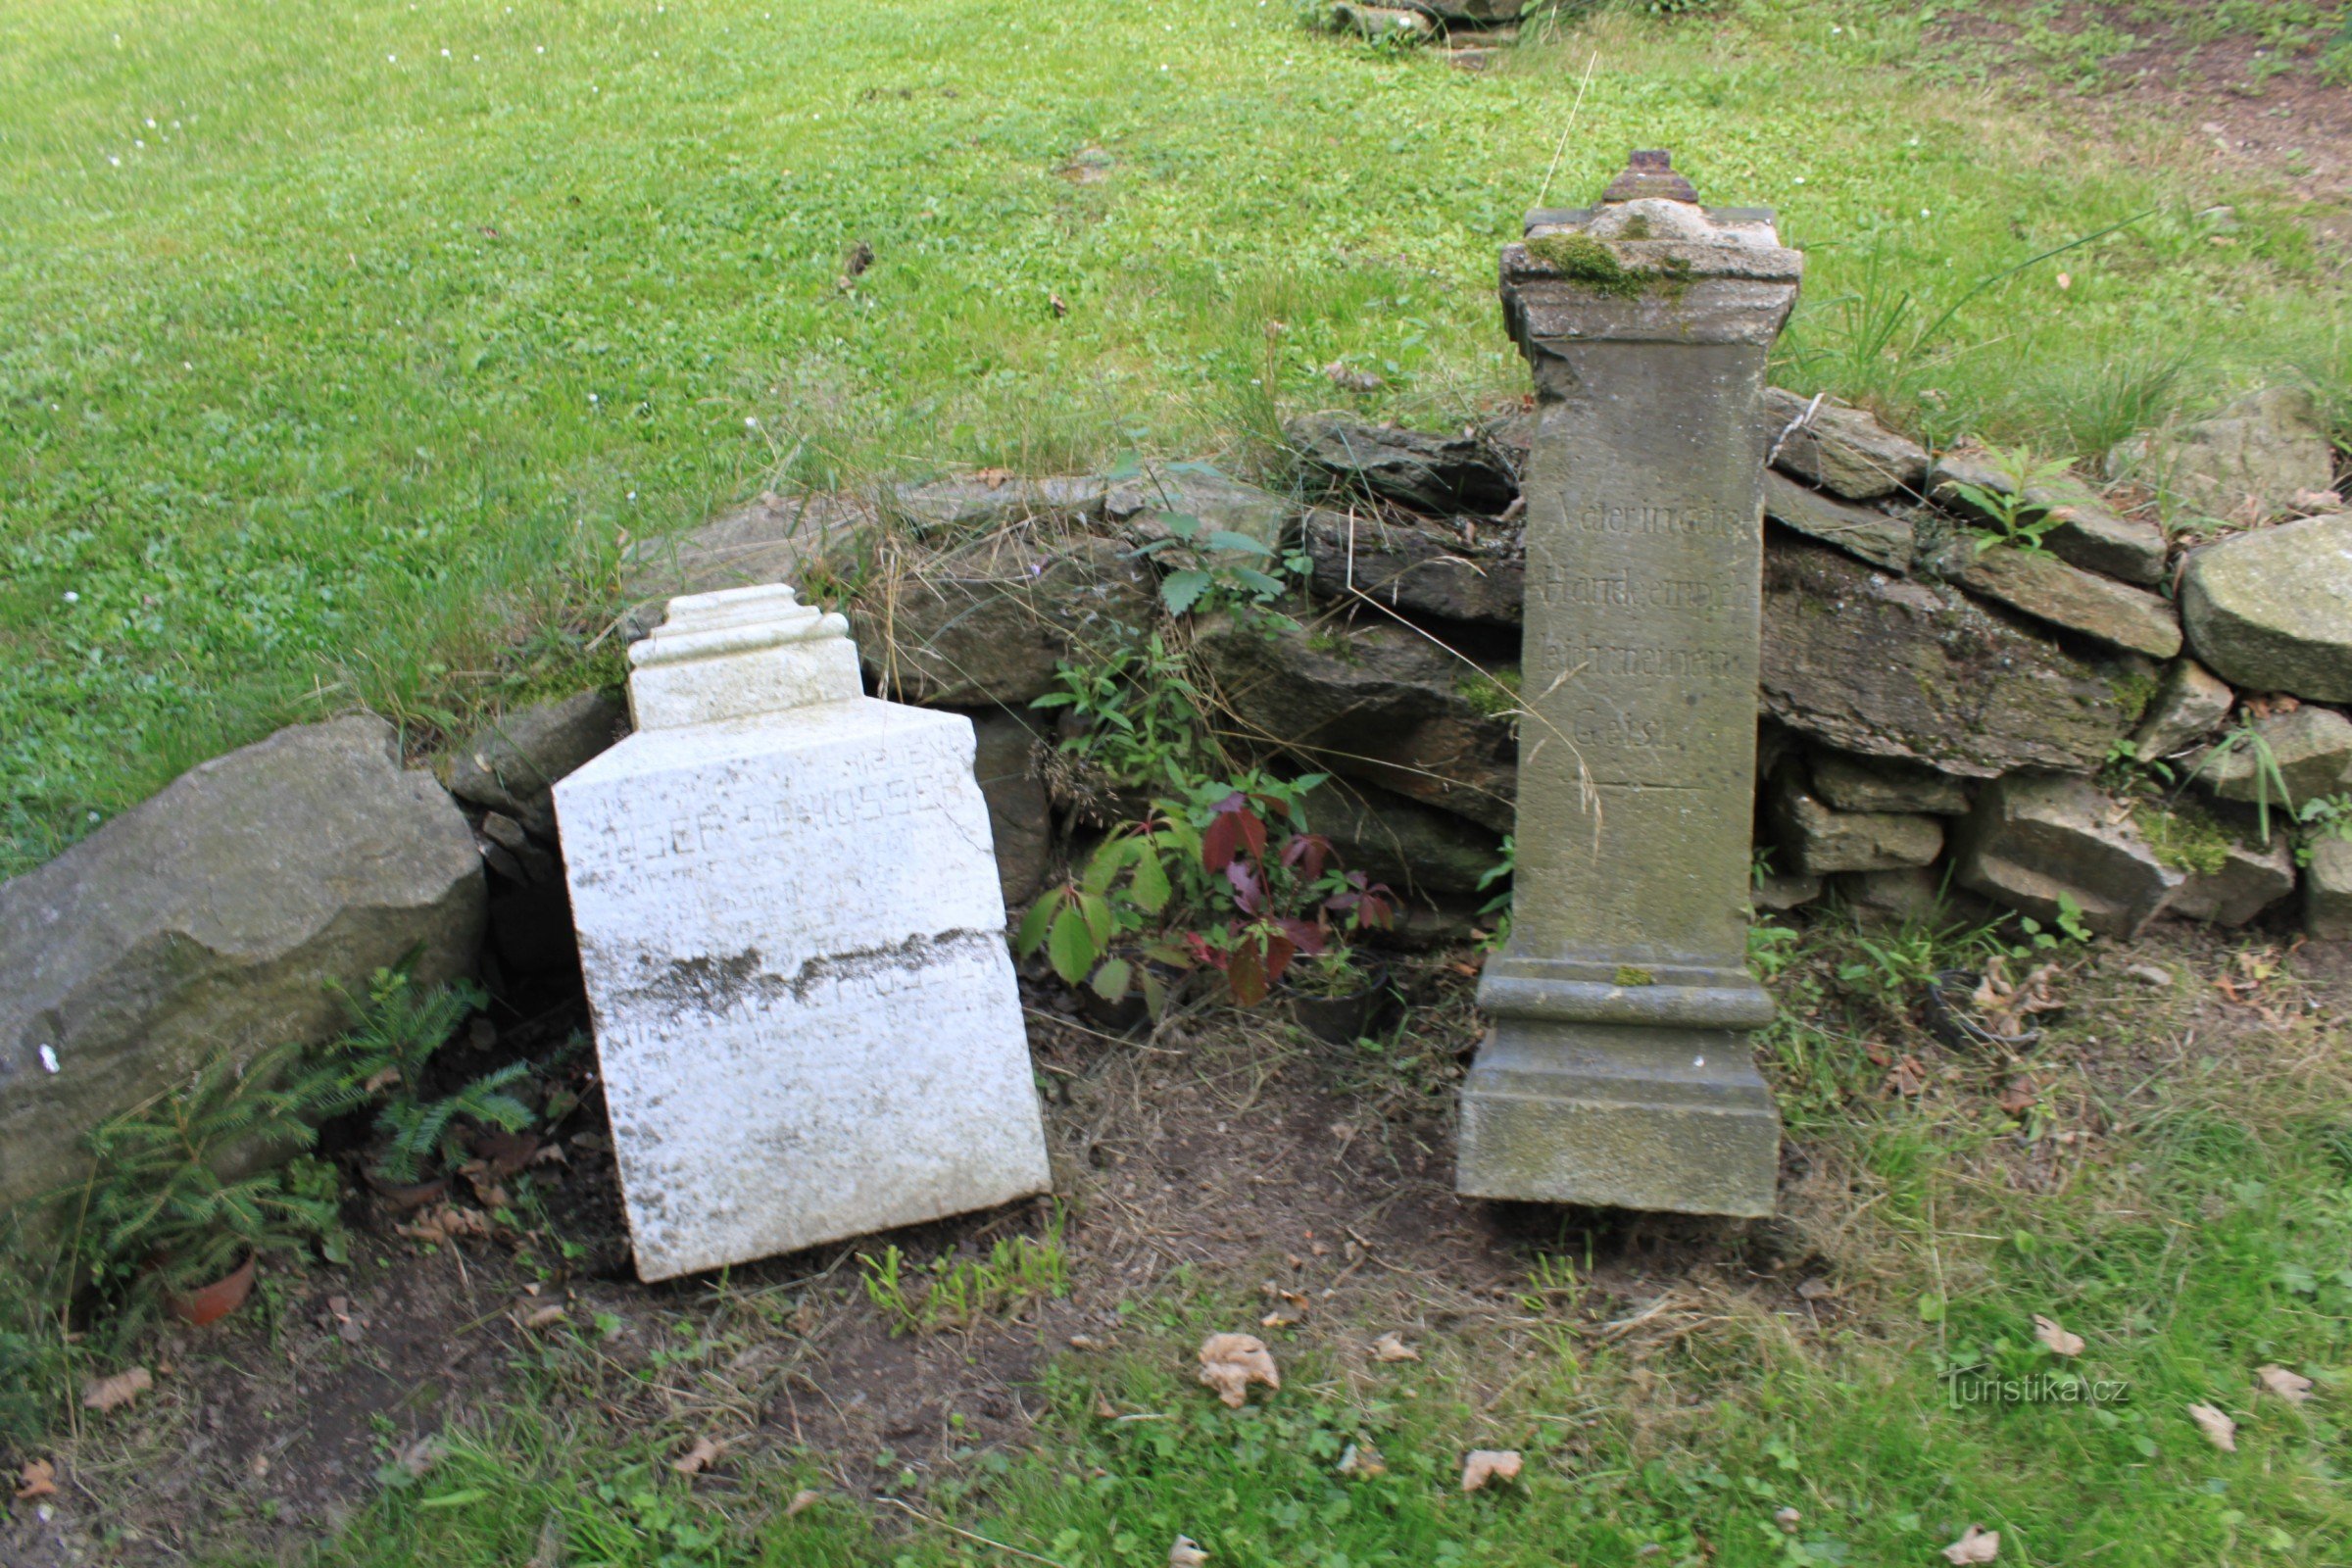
[180,915,2349,1568]
[2,0,2347,873]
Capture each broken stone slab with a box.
[447,691,630,840]
[1751,869,1823,912]
[853,532,1156,708]
[2132,660,2235,760]
[1953,773,2184,939]
[888,473,1107,536]
[1760,387,1928,501]
[1193,612,1518,832]
[2189,705,2352,807]
[2157,824,2295,928]
[0,717,485,1212]
[966,709,1053,908]
[1762,472,1915,572]
[1286,412,1519,516]
[555,583,1050,1281]
[1806,749,1971,815]
[1946,542,2182,660]
[1931,451,2167,587]
[2308,837,2352,940]
[1107,465,1294,552]
[1765,764,1944,874]
[1761,534,2148,778]
[2109,387,2338,524]
[1300,508,1526,626]
[2179,512,2352,703]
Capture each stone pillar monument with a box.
[1457,151,1801,1217]
[555,582,1052,1281]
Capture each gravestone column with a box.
[1458,151,1801,1216]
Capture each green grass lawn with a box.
[1,0,2346,874]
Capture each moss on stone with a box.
[1524,233,1645,299]
[1614,964,1656,987]
[2111,669,2160,725]
[1457,665,1522,719]
[2137,798,2238,876]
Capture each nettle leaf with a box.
[1046,906,1098,987]
[1158,512,1204,540]
[1130,846,1171,913]
[1229,566,1287,598]
[1160,568,1213,616]
[1014,895,1060,957]
[1077,890,1114,949]
[1205,530,1273,556]
[1104,452,1143,483]
[1090,956,1134,1003]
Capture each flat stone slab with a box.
[558,587,1048,1280]
[2180,513,2352,703]
[1761,388,1928,501]
[1762,535,2146,778]
[2308,838,2352,940]
[1762,472,1915,571]
[1951,543,2182,660]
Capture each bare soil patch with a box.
[7,922,2347,1565]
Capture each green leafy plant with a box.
[73,1041,356,1314]
[1015,815,1193,1015]
[2296,793,2352,866]
[1033,631,1213,795]
[1289,943,1377,1000]
[1947,444,2078,556]
[328,969,530,1184]
[2012,892,2094,951]
[1127,481,1297,618]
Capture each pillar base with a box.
[1456,1018,1780,1217]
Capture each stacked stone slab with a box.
[555,583,1051,1281]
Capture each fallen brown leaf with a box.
[520,1304,568,1332]
[1095,1393,1119,1420]
[1336,1440,1388,1479]
[785,1488,822,1518]
[2033,1314,2084,1357]
[80,1366,152,1412]
[1942,1524,2000,1564]
[1370,1332,1419,1363]
[1169,1535,1208,1568]
[15,1460,57,1500]
[1460,1449,1522,1492]
[2257,1364,2314,1404]
[1889,1054,1928,1097]
[671,1436,723,1476]
[1996,1076,2038,1116]
[397,1205,493,1245]
[2188,1401,2238,1452]
[1197,1334,1279,1409]
[395,1434,444,1479]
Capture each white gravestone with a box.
[554,582,1052,1281]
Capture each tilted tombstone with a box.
[1458,151,1802,1216]
[555,582,1052,1280]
